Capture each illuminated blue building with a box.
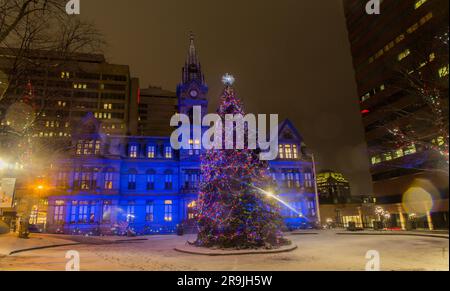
[46,35,318,235]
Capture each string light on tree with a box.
[194,75,289,249]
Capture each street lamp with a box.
[303,149,321,226]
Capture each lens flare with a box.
[402,179,437,214]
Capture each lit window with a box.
[53,201,65,224]
[304,172,313,188]
[404,144,417,155]
[146,201,154,222]
[407,23,419,34]
[165,146,172,159]
[433,136,445,146]
[393,149,404,159]
[439,66,449,78]
[147,145,155,158]
[293,145,298,159]
[361,93,371,102]
[104,171,114,190]
[278,145,284,159]
[70,201,78,224]
[398,49,410,61]
[102,201,111,223]
[164,200,173,222]
[371,156,382,165]
[395,34,405,44]
[429,53,435,62]
[126,201,135,223]
[285,145,292,159]
[129,145,138,158]
[383,153,393,161]
[78,201,89,223]
[415,0,427,9]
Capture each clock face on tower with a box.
[189,89,198,98]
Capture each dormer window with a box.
[278,144,299,160]
[285,145,292,159]
[129,145,138,158]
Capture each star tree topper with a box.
[222,73,235,86]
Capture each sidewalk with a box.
[0,233,148,256]
[0,233,79,256]
[336,229,449,239]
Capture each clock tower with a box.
[177,33,208,118]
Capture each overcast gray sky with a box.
[80,0,373,195]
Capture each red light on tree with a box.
[361,109,370,115]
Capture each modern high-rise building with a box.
[0,48,138,141]
[317,170,352,204]
[136,86,177,137]
[343,0,449,229]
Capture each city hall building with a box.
[44,36,318,235]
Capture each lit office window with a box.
[398,49,410,61]
[371,156,382,165]
[414,0,427,9]
[439,66,449,78]
[383,153,393,161]
[394,149,404,159]
[404,144,417,155]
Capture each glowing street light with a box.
[0,159,8,170]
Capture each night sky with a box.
[81,0,373,196]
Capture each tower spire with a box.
[188,31,198,65]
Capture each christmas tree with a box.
[194,75,288,249]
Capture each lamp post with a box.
[310,153,322,226]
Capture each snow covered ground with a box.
[0,230,448,271]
